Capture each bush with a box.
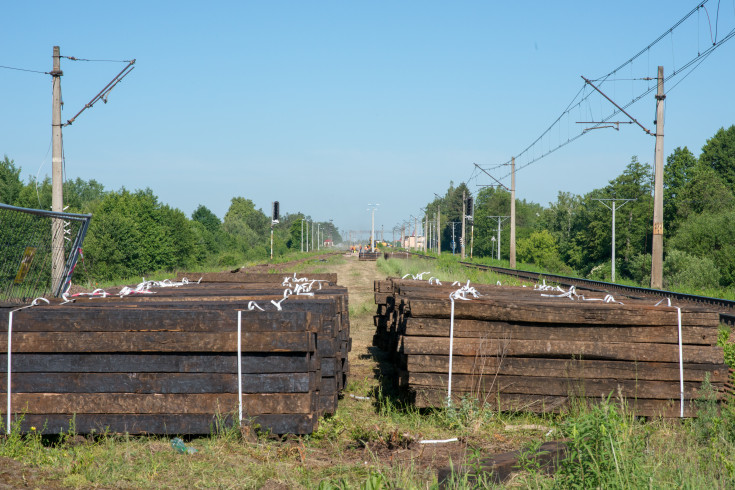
[516,230,566,271]
[624,253,651,286]
[663,249,721,290]
[670,210,735,286]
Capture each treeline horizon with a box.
[0,159,342,283]
[3,124,734,291]
[423,125,735,292]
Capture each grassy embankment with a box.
[2,253,735,488]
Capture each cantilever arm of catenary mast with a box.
[581,75,652,136]
[473,163,509,191]
[64,59,136,127]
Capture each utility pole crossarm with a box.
[473,163,509,191]
[64,59,136,127]
[581,76,653,136]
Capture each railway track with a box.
[397,252,735,326]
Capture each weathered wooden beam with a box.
[4,392,313,414]
[404,354,729,382]
[0,353,315,374]
[404,372,722,400]
[13,413,317,435]
[407,299,719,326]
[0,331,316,353]
[9,309,316,333]
[411,389,701,417]
[404,317,718,345]
[2,372,315,394]
[401,336,724,364]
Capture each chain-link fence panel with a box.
[0,203,91,305]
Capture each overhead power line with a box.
[477,0,735,181]
[62,56,134,63]
[0,64,49,75]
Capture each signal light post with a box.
[270,201,279,260]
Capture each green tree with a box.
[471,185,542,260]
[288,218,305,250]
[670,210,735,286]
[191,204,227,256]
[555,156,653,277]
[82,189,200,281]
[664,146,697,229]
[14,176,52,210]
[223,197,269,258]
[663,249,720,290]
[63,178,107,214]
[676,164,735,220]
[516,229,565,270]
[700,125,735,188]
[423,181,472,253]
[0,155,23,205]
[192,205,222,235]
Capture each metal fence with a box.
[0,203,91,305]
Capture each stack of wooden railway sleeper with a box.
[1,271,350,435]
[373,277,728,417]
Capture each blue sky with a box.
[2,1,734,238]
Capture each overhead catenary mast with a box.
[48,46,135,292]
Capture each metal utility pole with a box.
[470,221,474,258]
[436,207,441,255]
[425,219,430,252]
[367,204,379,252]
[593,198,636,283]
[510,157,516,268]
[461,190,466,259]
[487,216,509,260]
[413,215,418,250]
[449,221,460,254]
[433,193,443,256]
[651,66,665,289]
[424,210,429,253]
[51,46,64,291]
[317,223,321,250]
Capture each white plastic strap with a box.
[541,285,579,300]
[419,438,459,444]
[654,298,684,418]
[237,310,243,423]
[402,272,431,280]
[676,305,683,418]
[7,297,49,434]
[247,301,264,312]
[448,292,456,406]
[447,286,478,406]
